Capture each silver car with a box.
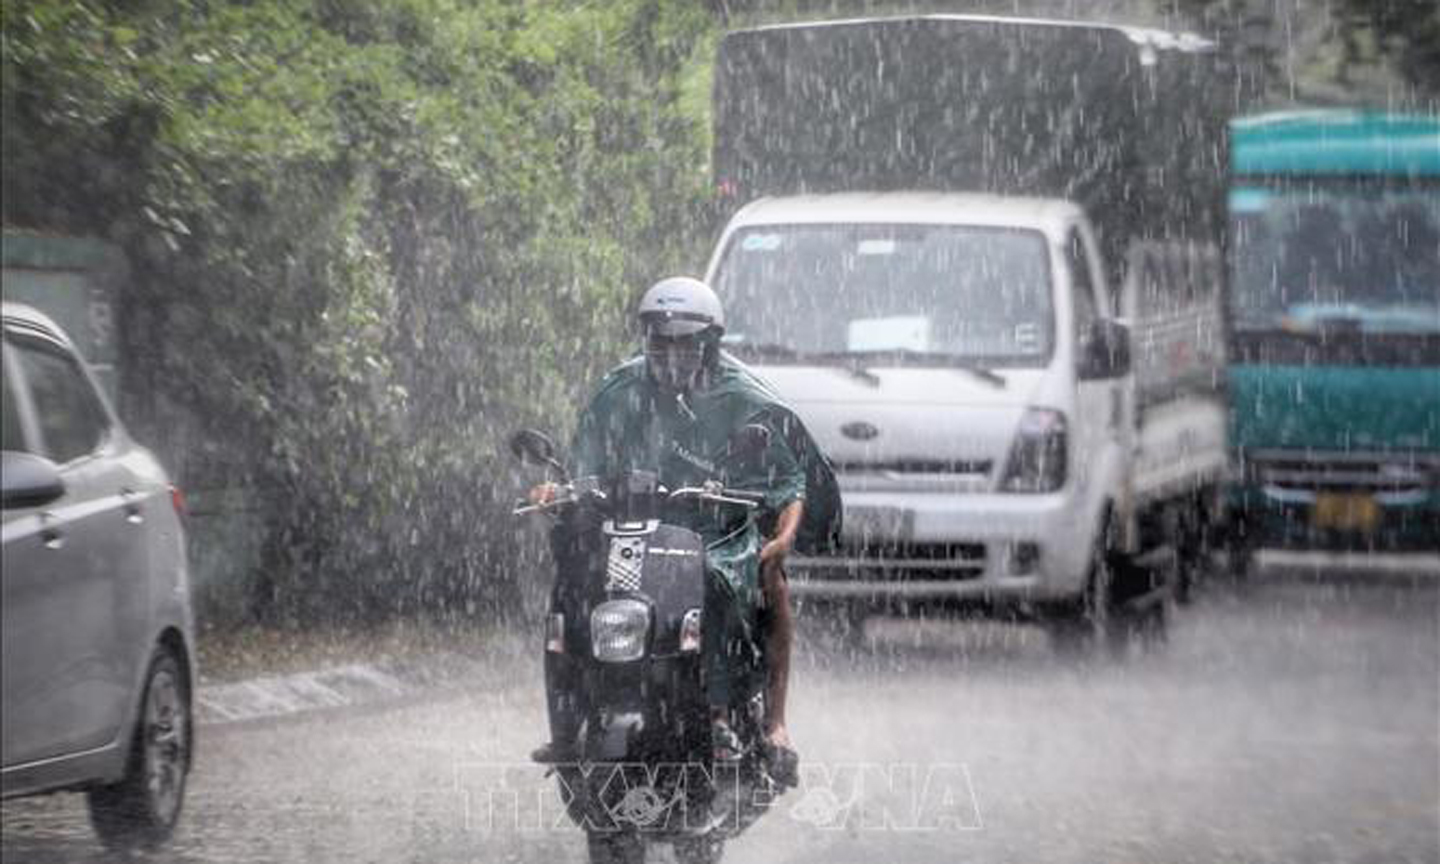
[1,301,195,849]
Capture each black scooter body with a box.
[543,491,774,849]
[552,515,714,760]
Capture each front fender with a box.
[111,507,195,784]
[1078,437,1129,555]
[586,712,646,762]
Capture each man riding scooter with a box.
[529,277,839,783]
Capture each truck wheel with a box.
[1230,540,1255,583]
[1176,487,1227,605]
[588,830,645,864]
[87,647,191,850]
[1136,600,1169,650]
[1045,532,1119,658]
[1174,503,1205,606]
[1219,525,1255,585]
[1113,549,1177,658]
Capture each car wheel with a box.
[88,647,190,850]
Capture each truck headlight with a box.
[999,408,1067,493]
[591,599,650,662]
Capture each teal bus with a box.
[1226,109,1440,569]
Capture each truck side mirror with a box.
[1,451,66,509]
[1078,319,1131,380]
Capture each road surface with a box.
[4,573,1437,863]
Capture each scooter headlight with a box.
[591,599,651,662]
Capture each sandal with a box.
[764,741,800,789]
[530,740,577,764]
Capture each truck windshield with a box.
[1229,185,1440,334]
[711,224,1052,367]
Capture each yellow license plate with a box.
[1312,493,1380,533]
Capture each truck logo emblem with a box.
[841,421,880,441]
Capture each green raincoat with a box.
[570,351,840,703]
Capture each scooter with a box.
[510,427,786,864]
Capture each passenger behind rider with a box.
[530,277,805,782]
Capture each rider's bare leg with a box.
[762,560,794,751]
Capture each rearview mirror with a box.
[508,429,568,479]
[1,451,66,509]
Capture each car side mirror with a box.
[1078,319,1131,380]
[508,429,568,479]
[1,451,65,509]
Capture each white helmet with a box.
[636,277,724,391]
[636,277,725,337]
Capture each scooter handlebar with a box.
[511,486,607,517]
[514,482,762,516]
[667,486,764,509]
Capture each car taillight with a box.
[546,613,565,654]
[170,485,187,518]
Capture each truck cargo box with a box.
[713,15,1230,275]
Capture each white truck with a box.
[704,192,1227,649]
[705,15,1232,649]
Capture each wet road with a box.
[4,574,1438,863]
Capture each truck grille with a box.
[837,460,994,493]
[790,541,987,581]
[847,540,983,559]
[837,459,992,476]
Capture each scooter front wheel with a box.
[587,829,645,864]
[675,833,725,864]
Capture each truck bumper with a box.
[1254,549,1440,576]
[787,490,1093,604]
[1230,483,1440,557]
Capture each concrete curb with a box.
[196,664,410,725]
[194,642,527,726]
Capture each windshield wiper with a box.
[950,362,1007,388]
[726,343,883,386]
[815,349,1007,388]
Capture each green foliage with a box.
[1171,0,1440,109]
[3,0,719,624]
